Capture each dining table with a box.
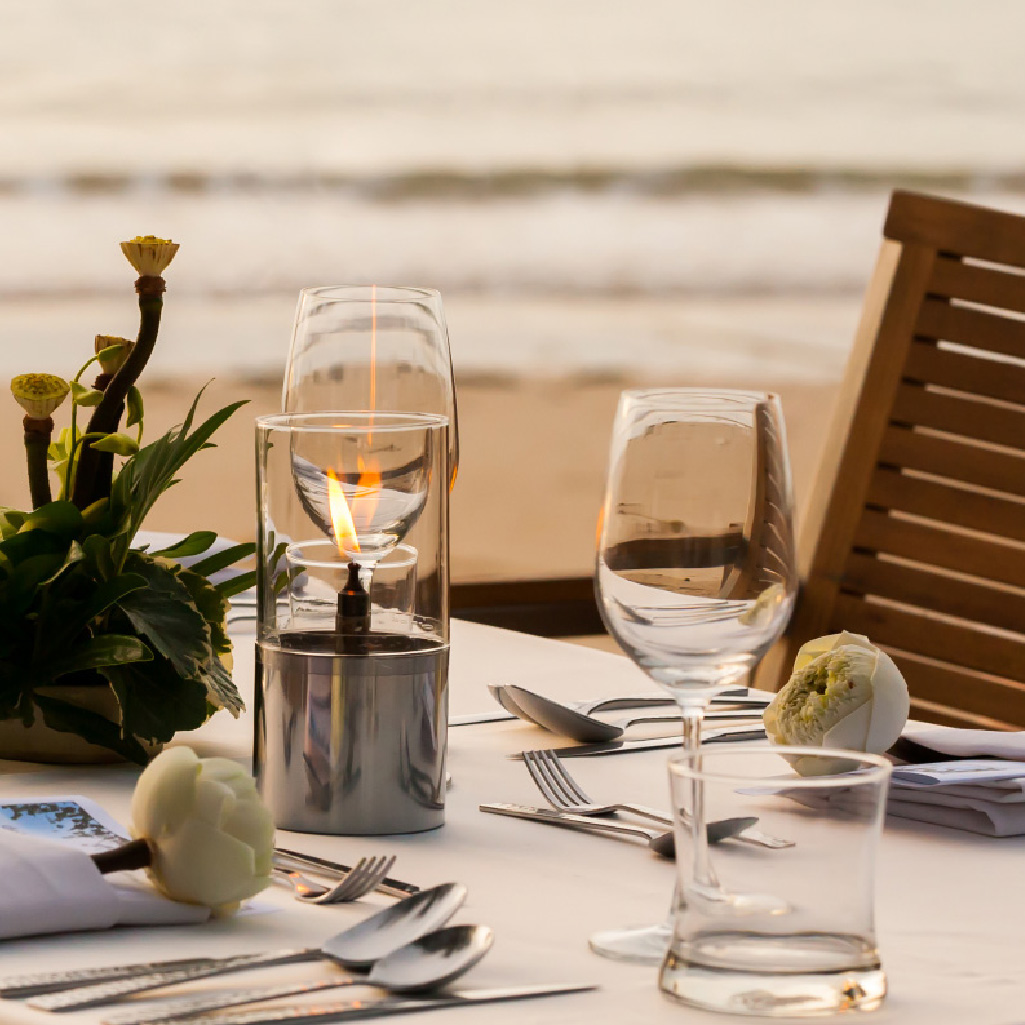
[1,617,1023,1025]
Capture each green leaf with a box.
[109,390,248,538]
[91,433,139,456]
[19,500,83,539]
[126,386,144,429]
[4,552,66,615]
[102,656,210,744]
[117,556,209,679]
[96,342,128,365]
[70,382,103,407]
[38,538,86,587]
[39,571,147,650]
[46,634,152,679]
[148,530,217,559]
[47,428,71,463]
[33,692,150,765]
[216,571,257,599]
[81,532,117,581]
[188,541,255,578]
[0,508,25,540]
[176,568,230,654]
[198,655,244,716]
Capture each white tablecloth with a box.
[1,620,1023,1024]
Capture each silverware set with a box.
[490,683,770,742]
[0,879,591,1022]
[0,883,592,1023]
[481,747,794,854]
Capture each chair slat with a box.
[866,467,1025,545]
[891,649,1025,729]
[928,256,1025,316]
[841,551,1025,635]
[853,508,1025,588]
[832,592,1025,682]
[885,189,1025,269]
[916,296,1025,361]
[878,425,1025,499]
[889,383,1025,449]
[903,339,1025,405]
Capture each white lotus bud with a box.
[130,746,274,915]
[763,631,910,775]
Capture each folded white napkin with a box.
[900,722,1025,761]
[0,830,209,941]
[887,724,1025,837]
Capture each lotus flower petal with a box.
[129,746,273,912]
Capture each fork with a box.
[523,749,793,849]
[523,749,674,826]
[274,855,397,904]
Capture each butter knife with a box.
[523,723,766,758]
[122,983,597,1024]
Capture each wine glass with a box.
[590,388,797,964]
[283,285,459,488]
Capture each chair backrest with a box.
[760,190,1025,729]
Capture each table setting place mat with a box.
[0,795,211,941]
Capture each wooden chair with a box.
[756,189,1025,729]
[454,190,1025,729]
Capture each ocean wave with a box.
[3,165,1024,202]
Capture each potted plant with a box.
[0,236,254,764]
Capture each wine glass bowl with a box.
[596,389,796,703]
[283,285,459,486]
[283,411,442,569]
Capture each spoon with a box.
[488,684,676,726]
[30,882,469,1012]
[103,925,495,1025]
[504,683,769,742]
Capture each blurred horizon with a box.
[4,1,1025,379]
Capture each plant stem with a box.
[23,415,54,509]
[91,838,153,874]
[72,275,164,510]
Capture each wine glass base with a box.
[588,921,671,965]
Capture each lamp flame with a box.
[327,457,382,556]
[327,470,358,554]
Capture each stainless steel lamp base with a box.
[254,631,448,835]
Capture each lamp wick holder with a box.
[336,559,371,635]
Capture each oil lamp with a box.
[254,412,449,835]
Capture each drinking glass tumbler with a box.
[661,746,891,1017]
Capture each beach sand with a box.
[0,373,839,582]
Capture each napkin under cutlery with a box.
[884,724,1025,837]
[0,831,209,941]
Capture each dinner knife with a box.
[120,983,598,1024]
[518,723,767,758]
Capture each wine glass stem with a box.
[677,698,719,893]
